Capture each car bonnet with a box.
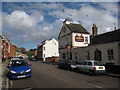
[10,66,30,72]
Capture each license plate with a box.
[99,67,103,69]
[18,75,25,78]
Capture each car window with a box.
[11,60,28,67]
[94,62,100,66]
[87,62,92,66]
[82,62,87,65]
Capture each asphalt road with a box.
[9,60,119,89]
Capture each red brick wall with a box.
[46,57,59,62]
[9,43,16,58]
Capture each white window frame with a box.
[107,49,114,63]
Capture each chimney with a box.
[114,27,117,30]
[37,44,40,48]
[63,19,70,24]
[92,24,98,36]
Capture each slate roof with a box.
[66,23,90,34]
[90,29,120,45]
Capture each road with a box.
[9,60,118,89]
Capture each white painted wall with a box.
[42,38,59,61]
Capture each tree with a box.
[19,47,27,54]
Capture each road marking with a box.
[6,78,9,88]
[10,80,13,86]
[82,81,103,89]
[21,87,32,90]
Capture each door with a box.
[70,52,72,60]
[94,49,102,61]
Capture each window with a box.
[82,62,87,65]
[65,37,68,46]
[87,62,92,66]
[85,37,88,43]
[44,54,45,57]
[86,51,90,60]
[44,47,45,50]
[107,50,114,62]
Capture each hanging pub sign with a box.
[75,35,84,42]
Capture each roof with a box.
[90,29,120,45]
[66,23,90,34]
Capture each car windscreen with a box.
[94,62,101,66]
[11,60,28,67]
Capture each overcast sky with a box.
[2,2,119,50]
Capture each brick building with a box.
[9,43,16,58]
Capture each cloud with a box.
[2,2,118,49]
[49,2,118,34]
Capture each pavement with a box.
[2,61,9,90]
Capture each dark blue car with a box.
[8,60,31,79]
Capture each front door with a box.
[94,49,102,61]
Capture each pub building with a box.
[58,19,90,61]
[58,19,120,65]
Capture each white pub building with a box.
[58,19,90,61]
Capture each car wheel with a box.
[89,70,94,76]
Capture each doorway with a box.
[94,49,102,61]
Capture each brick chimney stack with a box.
[63,19,70,24]
[37,44,40,48]
[92,24,98,36]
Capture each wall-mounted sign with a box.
[75,36,84,42]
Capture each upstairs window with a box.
[85,37,88,43]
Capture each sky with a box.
[2,2,119,50]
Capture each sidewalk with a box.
[2,61,9,89]
[105,72,120,78]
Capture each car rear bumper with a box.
[95,70,106,74]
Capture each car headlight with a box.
[11,70,16,73]
[26,69,31,72]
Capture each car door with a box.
[86,61,92,72]
[80,61,87,72]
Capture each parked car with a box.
[7,60,31,79]
[30,58,37,61]
[77,60,106,75]
[58,60,78,70]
